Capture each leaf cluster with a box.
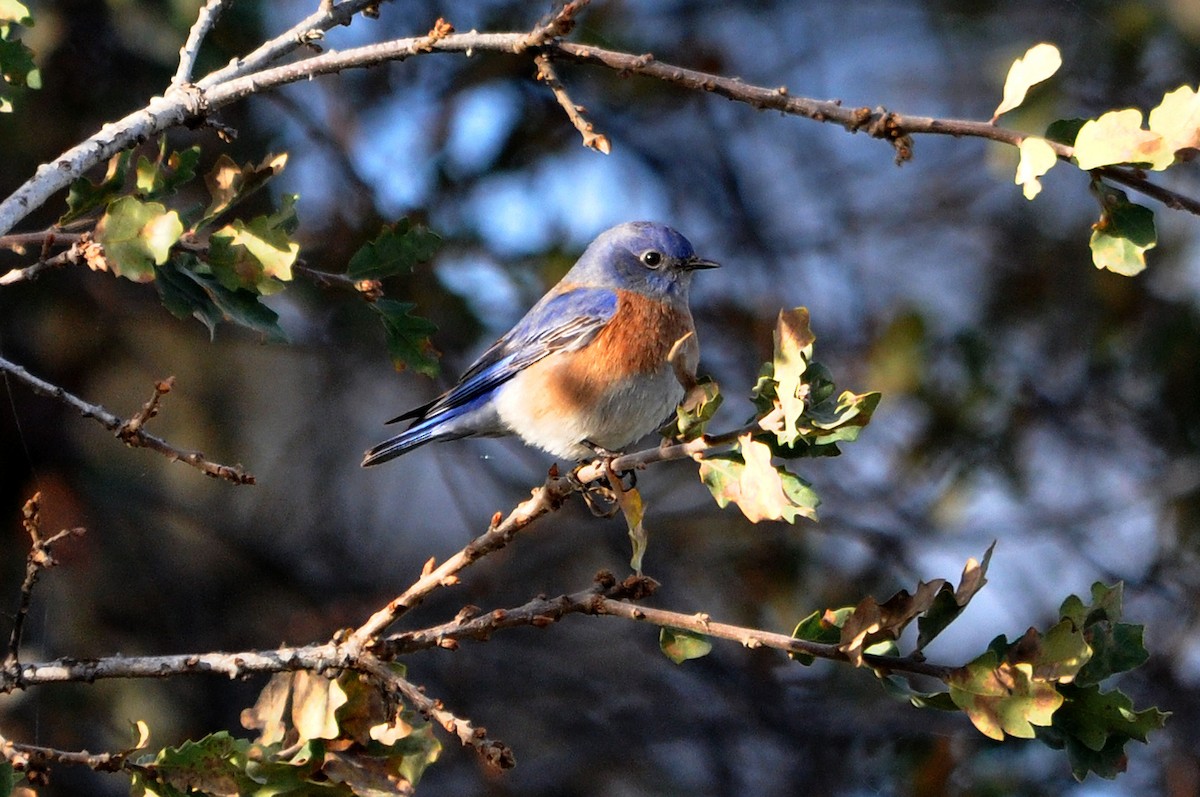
[127,670,441,797]
[0,0,38,113]
[681,307,880,523]
[52,140,444,370]
[996,43,1198,276]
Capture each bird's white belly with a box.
[494,362,684,460]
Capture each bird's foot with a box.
[567,462,621,517]
[582,440,636,489]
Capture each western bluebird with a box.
[361,221,717,466]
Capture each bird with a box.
[361,221,718,467]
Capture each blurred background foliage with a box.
[3,0,1200,794]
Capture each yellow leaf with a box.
[1073,109,1167,170]
[737,435,808,523]
[1015,137,1058,200]
[141,210,184,264]
[240,672,293,745]
[615,484,648,574]
[992,43,1062,121]
[1147,84,1200,169]
[291,671,348,741]
[773,307,815,446]
[949,654,1064,740]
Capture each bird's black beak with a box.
[683,256,720,271]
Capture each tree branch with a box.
[534,53,610,154]
[590,596,955,681]
[358,655,515,769]
[0,356,256,484]
[171,0,230,89]
[3,15,1197,236]
[3,493,85,673]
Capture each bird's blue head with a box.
[566,222,719,299]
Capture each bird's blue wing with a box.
[391,286,618,424]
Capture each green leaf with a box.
[659,627,713,664]
[0,761,16,797]
[346,219,441,280]
[1059,582,1149,685]
[60,150,133,223]
[155,259,225,338]
[206,194,300,294]
[136,141,201,199]
[1048,683,1169,781]
[198,152,288,228]
[948,652,1063,741]
[95,196,183,282]
[790,607,851,665]
[876,674,960,711]
[1015,136,1058,200]
[1045,117,1088,146]
[669,377,722,441]
[1089,185,1156,276]
[132,732,251,797]
[698,435,819,523]
[0,0,33,26]
[371,299,439,376]
[992,42,1062,121]
[163,260,286,341]
[1073,108,1165,171]
[1029,620,1093,683]
[0,20,38,113]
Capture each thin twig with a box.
[534,53,610,153]
[0,231,83,252]
[513,0,590,52]
[376,572,656,657]
[348,424,759,645]
[0,356,255,484]
[591,596,955,680]
[0,731,136,775]
[359,655,516,769]
[171,0,231,89]
[344,471,578,646]
[3,493,86,672]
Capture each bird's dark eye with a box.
[641,250,663,268]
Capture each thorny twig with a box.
[0,356,255,484]
[3,493,85,672]
[359,655,516,769]
[534,53,611,154]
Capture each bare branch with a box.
[3,493,86,672]
[376,572,656,657]
[513,0,591,53]
[4,18,1197,235]
[344,468,578,646]
[2,643,342,692]
[0,730,136,776]
[171,0,231,89]
[0,356,256,484]
[534,53,610,154]
[359,656,515,770]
